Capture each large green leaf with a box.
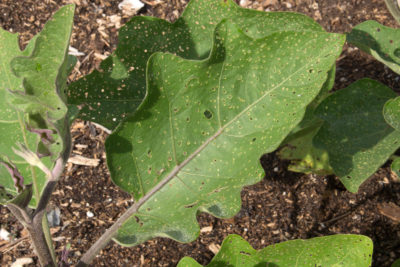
[67,0,326,130]
[384,96,400,132]
[347,20,400,74]
[0,5,74,205]
[313,79,400,192]
[178,234,373,267]
[105,20,344,246]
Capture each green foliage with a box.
[0,5,75,205]
[67,0,327,130]
[384,96,400,132]
[347,20,400,74]
[313,79,400,192]
[391,157,400,177]
[105,16,344,245]
[348,19,400,186]
[277,66,335,175]
[177,234,373,267]
[392,258,400,267]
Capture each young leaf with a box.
[0,5,75,205]
[278,123,333,175]
[313,79,400,192]
[277,66,336,174]
[177,234,373,267]
[347,20,400,74]
[67,0,326,130]
[384,96,400,132]
[106,20,344,246]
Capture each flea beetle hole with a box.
[204,110,213,119]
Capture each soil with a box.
[1,0,400,266]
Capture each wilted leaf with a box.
[314,79,400,192]
[347,20,400,74]
[177,234,373,267]
[67,0,326,130]
[106,20,344,246]
[0,5,75,205]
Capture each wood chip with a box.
[75,144,88,149]
[208,243,220,255]
[200,226,213,233]
[68,155,100,166]
[11,257,33,267]
[378,202,400,223]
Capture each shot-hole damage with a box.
[204,110,213,119]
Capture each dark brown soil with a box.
[1,0,400,266]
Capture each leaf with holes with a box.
[313,79,400,193]
[177,234,373,267]
[0,5,74,205]
[105,19,344,246]
[67,0,327,130]
[347,20,400,74]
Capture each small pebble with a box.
[86,211,94,218]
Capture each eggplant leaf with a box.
[314,79,400,192]
[347,20,400,74]
[0,5,74,205]
[178,234,373,267]
[106,20,344,246]
[67,0,327,130]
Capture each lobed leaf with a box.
[178,234,373,267]
[347,20,400,74]
[67,0,326,130]
[313,79,400,192]
[106,19,344,246]
[0,5,75,205]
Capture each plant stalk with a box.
[27,212,56,267]
[42,213,57,264]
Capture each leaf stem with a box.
[8,157,66,267]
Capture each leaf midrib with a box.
[131,34,336,209]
